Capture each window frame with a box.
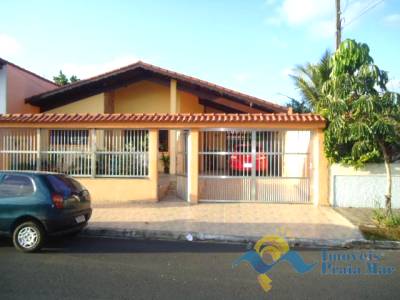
[0,174,36,197]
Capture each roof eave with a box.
[25,62,287,113]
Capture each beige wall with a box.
[40,79,249,116]
[46,94,105,113]
[114,81,170,113]
[72,129,159,204]
[188,129,199,203]
[7,65,57,114]
[310,129,329,206]
[76,178,157,203]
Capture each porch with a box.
[0,113,328,206]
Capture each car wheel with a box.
[12,221,44,253]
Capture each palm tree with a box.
[290,50,332,112]
[284,96,312,113]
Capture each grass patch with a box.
[373,209,400,227]
[359,208,400,241]
[359,225,400,241]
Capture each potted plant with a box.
[161,153,170,174]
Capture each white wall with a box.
[283,130,311,177]
[330,163,400,208]
[0,65,6,113]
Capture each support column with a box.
[36,129,41,171]
[187,129,199,204]
[90,129,96,177]
[169,79,178,174]
[311,129,329,206]
[149,129,159,201]
[104,91,115,113]
[0,129,4,170]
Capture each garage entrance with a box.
[198,129,311,203]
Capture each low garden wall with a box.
[330,163,400,208]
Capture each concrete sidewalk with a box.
[84,200,364,245]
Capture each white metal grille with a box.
[0,128,38,171]
[41,129,92,176]
[199,129,311,203]
[96,129,149,177]
[0,128,149,178]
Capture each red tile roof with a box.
[0,113,325,124]
[26,61,287,113]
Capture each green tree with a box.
[69,75,79,83]
[53,70,80,85]
[285,97,312,113]
[321,39,400,216]
[289,50,332,112]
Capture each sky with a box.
[0,0,399,105]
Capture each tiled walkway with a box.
[89,201,363,240]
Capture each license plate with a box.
[75,215,86,224]
[243,163,252,168]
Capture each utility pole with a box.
[335,0,342,49]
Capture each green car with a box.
[0,171,92,252]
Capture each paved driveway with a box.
[88,201,363,241]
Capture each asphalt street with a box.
[0,236,399,300]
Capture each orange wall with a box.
[6,65,57,114]
[179,90,203,113]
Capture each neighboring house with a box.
[0,58,58,114]
[0,60,328,206]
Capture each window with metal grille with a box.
[42,129,92,176]
[95,129,149,177]
[50,130,88,145]
[0,128,150,178]
[0,128,37,171]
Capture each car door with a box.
[0,174,37,234]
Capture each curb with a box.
[81,226,400,250]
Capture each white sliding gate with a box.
[198,129,311,203]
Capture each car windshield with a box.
[45,175,83,197]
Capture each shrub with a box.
[373,208,400,228]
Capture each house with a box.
[0,58,58,114]
[0,60,328,206]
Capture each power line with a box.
[343,0,385,27]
